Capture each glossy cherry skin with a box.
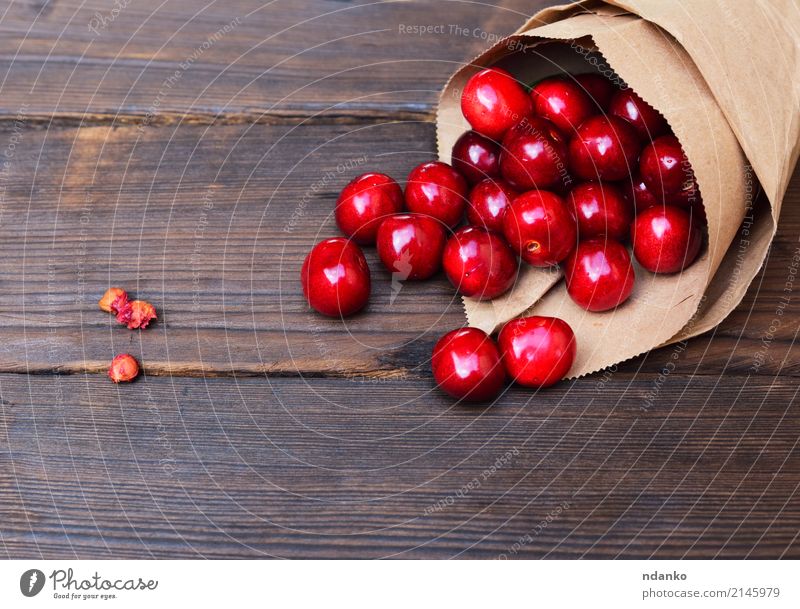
[301,238,370,317]
[609,89,669,140]
[461,67,533,140]
[530,76,596,134]
[335,173,404,244]
[567,181,632,241]
[621,173,663,213]
[564,239,635,311]
[502,190,577,266]
[405,161,468,228]
[451,130,501,185]
[672,178,701,209]
[639,135,693,198]
[466,179,518,233]
[499,117,569,191]
[442,226,518,300]
[498,316,576,388]
[569,115,641,181]
[574,73,616,111]
[432,327,506,402]
[376,214,446,281]
[632,205,703,273]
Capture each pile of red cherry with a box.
[301,66,705,402]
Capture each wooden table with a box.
[1,0,798,559]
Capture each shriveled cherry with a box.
[567,181,632,241]
[639,135,693,198]
[609,89,669,140]
[466,179,517,233]
[301,237,371,317]
[442,226,518,300]
[99,287,127,313]
[432,327,506,402]
[461,67,533,140]
[569,115,641,181]
[564,239,635,311]
[405,161,468,228]
[335,173,404,244]
[376,213,446,281]
[530,76,596,134]
[451,130,501,185]
[502,189,577,266]
[498,316,576,388]
[632,205,703,273]
[499,116,569,191]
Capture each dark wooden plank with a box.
[1,373,798,558]
[0,0,538,122]
[0,120,797,378]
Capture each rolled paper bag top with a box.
[437,1,800,378]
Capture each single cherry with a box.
[632,205,703,273]
[569,115,641,181]
[502,189,577,266]
[466,179,518,233]
[432,327,506,402]
[442,226,518,300]
[376,214,446,281]
[461,67,533,140]
[530,76,596,134]
[335,172,404,244]
[609,89,669,140]
[672,178,701,209]
[498,316,576,388]
[404,161,468,228]
[567,181,632,241]
[639,135,693,198]
[301,237,371,317]
[499,116,569,191]
[574,73,617,111]
[564,239,635,311]
[621,173,663,213]
[451,130,501,185]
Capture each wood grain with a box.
[0,0,797,561]
[0,0,535,123]
[0,119,796,378]
[1,373,798,558]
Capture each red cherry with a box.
[442,226,518,300]
[466,179,518,233]
[498,316,576,388]
[569,115,641,181]
[672,178,702,209]
[564,239,635,311]
[567,182,632,241]
[632,205,703,273]
[451,130,501,185]
[499,116,569,191]
[609,89,669,140]
[502,190,577,266]
[461,67,533,140]
[639,135,693,198]
[530,76,596,134]
[432,327,506,402]
[621,173,663,213]
[334,173,404,244]
[301,238,370,317]
[404,161,468,228]
[574,73,616,110]
[376,213,446,281]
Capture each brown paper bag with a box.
[437,0,800,378]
